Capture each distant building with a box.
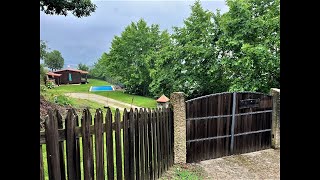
[47,68,89,85]
[156,94,170,108]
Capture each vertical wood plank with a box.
[161,108,165,172]
[190,102,195,163]
[81,108,94,180]
[156,109,161,178]
[226,94,232,157]
[144,109,149,180]
[203,97,209,160]
[123,109,130,180]
[65,109,78,180]
[165,108,169,169]
[134,108,140,180]
[72,109,82,180]
[147,109,153,180]
[115,109,123,180]
[56,110,66,180]
[94,109,105,180]
[139,108,145,179]
[106,108,114,180]
[129,108,135,180]
[163,108,167,170]
[152,110,158,179]
[207,96,214,160]
[40,145,44,180]
[45,109,61,180]
[158,108,163,176]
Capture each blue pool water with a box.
[90,86,113,92]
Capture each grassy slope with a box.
[50,78,157,108]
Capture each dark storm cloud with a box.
[40,0,228,68]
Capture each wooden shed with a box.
[46,72,62,86]
[53,68,88,84]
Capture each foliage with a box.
[78,63,89,72]
[168,1,229,98]
[55,95,72,106]
[217,0,280,92]
[40,84,47,92]
[46,81,55,89]
[40,63,47,84]
[44,50,65,71]
[40,0,97,18]
[90,0,280,98]
[40,40,48,60]
[93,19,169,96]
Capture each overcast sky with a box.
[40,0,228,68]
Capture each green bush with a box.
[46,81,54,89]
[55,95,72,106]
[40,85,47,92]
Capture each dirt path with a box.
[65,93,141,111]
[197,149,280,179]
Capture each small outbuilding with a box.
[156,94,170,108]
[46,72,62,86]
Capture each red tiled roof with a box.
[46,72,62,77]
[53,68,89,74]
[156,94,170,103]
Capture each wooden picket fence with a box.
[40,107,174,180]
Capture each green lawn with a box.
[49,78,157,108]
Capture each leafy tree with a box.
[44,50,65,71]
[40,40,48,60]
[40,0,97,18]
[40,64,47,84]
[104,19,169,96]
[218,0,280,92]
[91,0,280,98]
[170,1,229,98]
[77,63,89,72]
[149,34,180,97]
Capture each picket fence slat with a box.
[94,109,105,180]
[115,109,123,180]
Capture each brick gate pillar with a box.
[270,88,280,149]
[170,92,186,164]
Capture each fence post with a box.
[170,92,186,164]
[270,88,280,149]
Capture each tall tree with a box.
[105,19,168,96]
[44,50,65,71]
[40,40,48,60]
[218,0,280,92]
[40,0,97,18]
[77,63,89,71]
[171,1,228,97]
[149,33,179,97]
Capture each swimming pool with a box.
[89,86,114,92]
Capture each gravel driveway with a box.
[198,149,280,179]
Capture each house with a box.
[156,94,170,108]
[48,68,89,85]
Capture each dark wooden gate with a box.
[185,92,272,163]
